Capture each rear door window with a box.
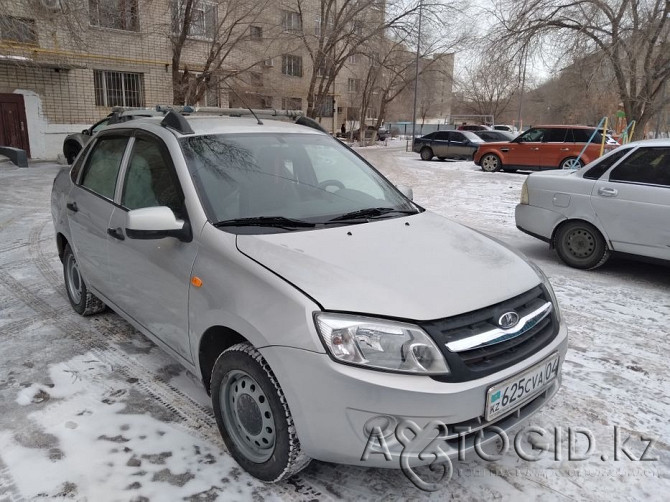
[435,131,450,141]
[582,148,631,180]
[80,136,128,200]
[449,132,467,143]
[608,147,670,186]
[543,128,567,142]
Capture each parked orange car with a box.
[474,125,619,172]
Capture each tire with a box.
[62,245,106,315]
[480,153,501,172]
[211,343,310,482]
[554,221,610,269]
[560,157,583,170]
[64,144,81,165]
[420,147,434,161]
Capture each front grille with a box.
[420,285,559,382]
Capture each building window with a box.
[249,72,263,87]
[89,0,139,32]
[260,95,273,108]
[348,54,358,64]
[171,0,217,39]
[250,25,262,40]
[281,97,302,110]
[94,70,145,107]
[0,17,37,44]
[347,78,361,93]
[281,10,301,33]
[282,54,302,77]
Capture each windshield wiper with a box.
[328,207,417,222]
[213,216,316,229]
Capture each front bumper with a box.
[260,322,567,468]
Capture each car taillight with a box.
[520,180,529,205]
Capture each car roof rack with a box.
[153,105,328,135]
[160,110,195,135]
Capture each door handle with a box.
[560,147,570,151]
[107,227,125,240]
[530,147,540,151]
[598,187,618,197]
[66,201,78,212]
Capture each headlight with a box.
[520,180,529,205]
[314,313,449,375]
[527,261,562,323]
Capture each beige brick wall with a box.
[0,0,452,154]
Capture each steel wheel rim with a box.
[220,369,276,463]
[565,228,596,258]
[562,158,581,170]
[65,254,83,304]
[482,155,498,171]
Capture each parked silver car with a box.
[516,139,670,269]
[52,111,567,481]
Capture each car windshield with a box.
[180,133,417,231]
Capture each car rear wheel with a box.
[63,245,106,315]
[560,157,583,170]
[554,221,610,269]
[420,147,433,161]
[211,343,310,482]
[480,153,501,172]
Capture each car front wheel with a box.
[211,343,310,482]
[480,153,501,172]
[554,221,610,269]
[63,245,106,315]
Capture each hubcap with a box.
[482,156,498,171]
[220,370,276,463]
[562,158,581,170]
[65,254,82,304]
[566,229,595,258]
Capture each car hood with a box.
[236,211,541,321]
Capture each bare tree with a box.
[354,4,466,142]
[170,0,272,105]
[0,0,90,49]
[493,0,670,139]
[291,0,426,118]
[457,55,518,121]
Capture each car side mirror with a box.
[125,206,192,242]
[397,185,413,201]
[82,129,90,135]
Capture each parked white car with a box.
[516,139,670,269]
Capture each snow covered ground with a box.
[0,145,668,501]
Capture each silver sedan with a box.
[516,139,670,269]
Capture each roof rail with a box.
[160,110,195,135]
[295,116,328,133]
[154,105,303,119]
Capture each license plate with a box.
[485,353,559,421]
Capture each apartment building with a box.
[0,0,451,159]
